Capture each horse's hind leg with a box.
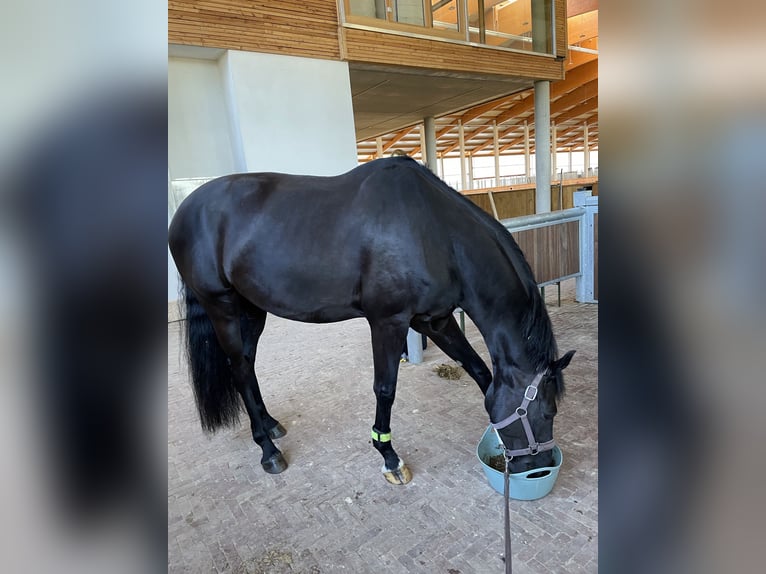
[240,308,286,440]
[411,314,493,395]
[202,297,287,474]
[368,317,412,485]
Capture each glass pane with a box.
[431,0,460,32]
[395,0,425,26]
[467,0,552,54]
[348,0,388,21]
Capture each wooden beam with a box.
[551,97,598,125]
[567,0,598,19]
[380,125,417,154]
[568,10,598,44]
[551,79,597,114]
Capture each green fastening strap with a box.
[371,428,391,442]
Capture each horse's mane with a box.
[390,157,561,391]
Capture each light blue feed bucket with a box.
[476,425,563,500]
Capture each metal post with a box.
[493,119,501,186]
[534,80,552,213]
[420,124,427,164]
[583,122,590,176]
[574,189,597,303]
[406,329,423,364]
[458,119,467,191]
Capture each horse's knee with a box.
[374,383,396,401]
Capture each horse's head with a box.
[485,350,575,473]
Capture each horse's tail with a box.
[182,282,242,432]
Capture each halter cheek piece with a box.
[490,371,556,459]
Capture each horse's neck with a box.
[456,235,535,375]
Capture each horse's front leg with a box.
[369,317,412,485]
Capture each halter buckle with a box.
[515,407,527,417]
[524,385,538,401]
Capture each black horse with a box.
[168,156,574,484]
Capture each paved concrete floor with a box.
[168,280,597,573]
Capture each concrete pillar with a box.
[493,120,501,186]
[424,116,437,172]
[534,79,552,213]
[583,122,590,176]
[406,115,438,364]
[524,121,531,178]
[458,119,467,191]
[551,122,557,179]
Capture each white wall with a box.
[168,50,358,301]
[168,57,236,179]
[219,50,358,176]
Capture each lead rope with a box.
[504,454,512,574]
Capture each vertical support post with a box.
[376,137,383,158]
[534,79,551,213]
[524,121,531,180]
[439,156,445,179]
[406,329,423,364]
[583,122,590,176]
[424,115,437,172]
[551,121,557,183]
[568,148,573,172]
[405,115,438,364]
[478,0,486,43]
[574,189,598,303]
[458,119,467,191]
[467,154,474,190]
[493,119,501,186]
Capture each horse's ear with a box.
[553,350,576,372]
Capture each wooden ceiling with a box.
[355,1,598,161]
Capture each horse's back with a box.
[168,158,466,322]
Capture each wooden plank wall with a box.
[168,0,342,60]
[464,178,598,219]
[511,221,579,285]
[467,189,536,219]
[169,1,566,80]
[341,27,564,80]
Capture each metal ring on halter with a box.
[516,407,526,417]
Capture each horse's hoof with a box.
[261,452,288,474]
[267,422,287,440]
[382,461,412,485]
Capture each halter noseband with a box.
[490,371,556,459]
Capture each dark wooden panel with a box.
[511,220,579,285]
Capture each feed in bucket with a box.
[476,425,562,500]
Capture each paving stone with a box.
[169,280,597,573]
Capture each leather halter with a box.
[490,371,556,458]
